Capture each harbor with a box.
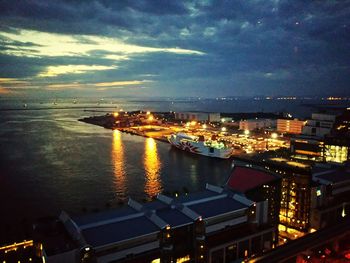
[79,110,290,157]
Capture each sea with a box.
[0,97,348,242]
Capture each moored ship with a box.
[168,133,232,159]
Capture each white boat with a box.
[168,133,232,159]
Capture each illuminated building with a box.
[234,157,313,238]
[290,136,325,162]
[0,240,37,262]
[174,112,221,122]
[38,185,276,263]
[277,119,305,134]
[289,112,343,162]
[291,109,350,163]
[226,164,281,234]
[323,108,350,163]
[239,119,276,131]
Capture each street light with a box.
[266,132,278,151]
[271,132,278,139]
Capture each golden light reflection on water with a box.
[144,138,162,199]
[112,130,127,200]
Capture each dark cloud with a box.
[0,0,349,96]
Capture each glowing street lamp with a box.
[148,115,154,121]
[221,127,227,132]
[113,112,119,117]
[202,124,207,129]
[146,111,151,115]
[244,130,250,136]
[271,133,278,139]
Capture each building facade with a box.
[290,136,325,162]
[302,113,336,138]
[277,119,305,134]
[239,119,276,131]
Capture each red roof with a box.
[227,166,276,193]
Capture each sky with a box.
[0,0,349,98]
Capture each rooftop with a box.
[64,187,252,248]
[187,195,247,219]
[313,167,350,184]
[81,214,159,248]
[226,166,278,193]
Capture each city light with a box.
[113,112,119,117]
[221,127,227,132]
[202,124,207,129]
[271,133,278,139]
[244,130,250,136]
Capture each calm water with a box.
[0,98,348,240]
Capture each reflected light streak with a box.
[144,138,162,199]
[112,130,127,200]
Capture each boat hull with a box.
[168,135,232,159]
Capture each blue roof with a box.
[314,169,350,184]
[73,206,137,226]
[156,208,193,227]
[175,190,218,203]
[143,200,168,210]
[188,197,247,219]
[81,215,159,247]
[66,189,252,248]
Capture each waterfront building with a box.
[239,119,276,131]
[277,119,305,134]
[37,183,276,263]
[174,112,221,123]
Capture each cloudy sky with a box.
[0,0,349,98]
